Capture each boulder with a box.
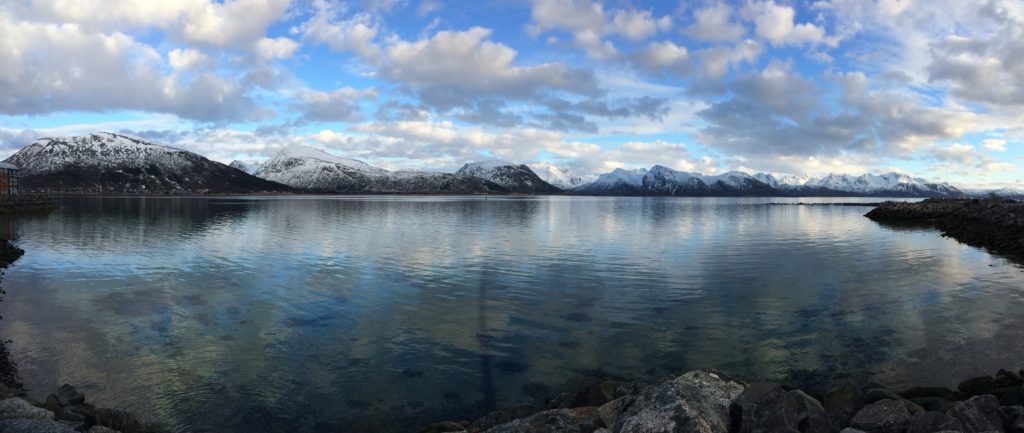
[848,399,912,433]
[89,427,123,433]
[0,419,77,433]
[907,411,964,433]
[54,385,84,406]
[729,385,835,433]
[417,421,469,433]
[471,405,543,432]
[598,396,634,429]
[866,390,903,404]
[0,398,53,421]
[946,394,1003,433]
[1010,412,1024,433]
[823,382,866,422]
[610,370,745,433]
[482,407,602,433]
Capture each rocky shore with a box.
[865,198,1024,259]
[0,239,168,433]
[418,368,1024,433]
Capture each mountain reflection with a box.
[1,196,1023,433]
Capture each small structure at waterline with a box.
[0,162,19,196]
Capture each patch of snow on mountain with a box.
[528,162,590,189]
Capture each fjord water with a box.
[3,196,1024,432]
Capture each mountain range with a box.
[2,133,981,197]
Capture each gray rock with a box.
[54,385,84,406]
[1011,413,1024,433]
[790,390,838,433]
[848,399,913,433]
[0,398,54,421]
[471,405,543,432]
[908,411,964,433]
[866,389,903,404]
[89,428,123,433]
[612,370,745,433]
[838,428,867,433]
[824,382,866,422]
[0,419,77,433]
[482,407,602,433]
[947,395,1003,433]
[598,396,634,429]
[999,407,1023,432]
[730,384,801,433]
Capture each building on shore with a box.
[0,163,20,195]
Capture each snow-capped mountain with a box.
[777,172,964,197]
[575,166,775,196]
[965,187,1024,199]
[527,162,593,190]
[4,133,291,194]
[574,167,964,197]
[253,146,508,194]
[229,160,262,175]
[456,160,562,193]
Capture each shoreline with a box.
[418,368,1024,433]
[865,198,1024,260]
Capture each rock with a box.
[866,389,903,404]
[790,390,839,433]
[730,383,799,433]
[848,399,912,433]
[909,398,951,413]
[0,398,54,420]
[0,419,77,433]
[947,394,1003,433]
[89,427,122,433]
[44,395,62,417]
[54,385,85,406]
[837,428,866,433]
[1010,413,1024,433]
[1000,387,1024,406]
[56,406,87,430]
[598,396,634,429]
[1000,406,1024,428]
[471,405,543,432]
[599,382,642,401]
[417,421,469,433]
[907,411,964,433]
[611,370,745,433]
[900,387,957,402]
[823,382,866,422]
[482,407,601,433]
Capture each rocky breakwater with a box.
[865,198,1024,259]
[418,368,1024,433]
[0,384,168,433]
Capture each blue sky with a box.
[0,0,1021,188]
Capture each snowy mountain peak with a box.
[274,145,383,174]
[456,160,561,193]
[527,162,592,190]
[229,160,262,175]
[4,133,290,193]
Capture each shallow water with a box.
[2,196,1023,432]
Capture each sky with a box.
[0,0,1021,188]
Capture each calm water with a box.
[2,196,1023,432]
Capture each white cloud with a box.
[0,12,261,121]
[528,0,671,59]
[741,1,827,46]
[684,3,746,42]
[168,48,208,70]
[982,138,1007,152]
[12,0,291,49]
[256,37,299,60]
[295,0,382,62]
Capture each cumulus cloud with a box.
[741,1,828,46]
[294,0,382,62]
[684,3,746,42]
[0,12,262,122]
[528,0,671,59]
[982,138,1007,152]
[10,0,290,49]
[292,87,377,124]
[696,65,976,166]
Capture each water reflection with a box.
[1,196,1022,433]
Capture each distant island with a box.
[3,132,1008,199]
